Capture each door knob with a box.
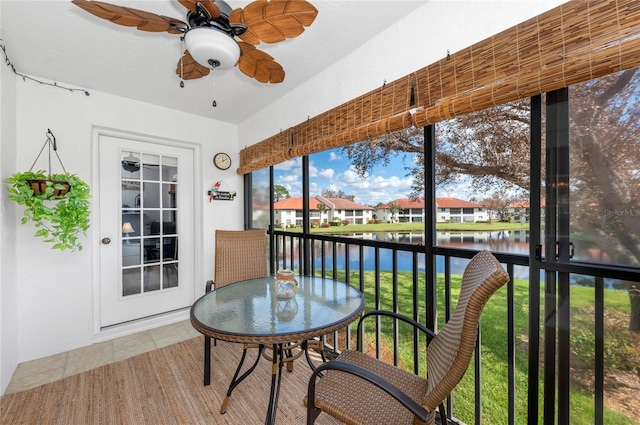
[101,237,111,245]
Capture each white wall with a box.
[238,0,567,146]
[5,80,241,367]
[0,0,20,395]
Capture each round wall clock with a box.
[213,152,231,170]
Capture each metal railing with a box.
[271,229,529,424]
[270,229,640,425]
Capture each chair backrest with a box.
[422,250,509,418]
[213,229,268,288]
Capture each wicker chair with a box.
[203,229,268,385]
[305,250,510,425]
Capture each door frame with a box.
[91,126,203,339]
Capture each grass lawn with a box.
[323,269,638,424]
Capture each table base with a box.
[219,340,325,425]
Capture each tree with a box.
[481,191,521,223]
[340,69,640,332]
[388,202,401,223]
[342,99,531,198]
[274,184,290,202]
[316,202,327,221]
[320,188,355,201]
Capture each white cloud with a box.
[308,164,415,205]
[278,175,299,184]
[308,162,319,178]
[328,152,341,161]
[274,158,298,171]
[319,168,335,179]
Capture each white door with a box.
[98,135,195,327]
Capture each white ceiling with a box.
[0,0,427,124]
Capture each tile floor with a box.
[5,319,200,394]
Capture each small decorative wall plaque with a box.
[208,180,236,202]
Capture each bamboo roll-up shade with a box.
[237,74,416,174]
[413,0,640,127]
[238,0,640,175]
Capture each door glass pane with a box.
[143,182,160,208]
[162,211,177,233]
[162,183,176,209]
[122,240,141,266]
[122,268,141,296]
[122,180,140,209]
[121,150,180,298]
[142,154,160,180]
[162,157,178,181]
[121,151,141,179]
[144,265,161,292]
[122,213,140,238]
[144,237,161,263]
[163,265,179,289]
[144,211,161,236]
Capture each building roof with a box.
[378,197,483,209]
[273,197,373,210]
[508,199,546,208]
[436,197,483,208]
[378,198,425,209]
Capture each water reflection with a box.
[297,231,622,288]
[306,231,532,279]
[338,230,531,255]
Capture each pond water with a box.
[310,230,532,279]
[305,230,625,288]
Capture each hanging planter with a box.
[4,129,91,251]
[26,178,70,197]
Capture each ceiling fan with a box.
[71,0,318,84]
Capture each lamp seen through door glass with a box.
[122,222,134,244]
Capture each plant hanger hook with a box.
[29,128,67,176]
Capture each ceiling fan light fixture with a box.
[184,27,240,70]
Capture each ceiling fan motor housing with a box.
[184,0,240,70]
[184,26,240,69]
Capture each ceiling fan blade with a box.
[177,0,221,19]
[72,0,186,34]
[237,42,285,84]
[176,50,211,80]
[229,0,318,45]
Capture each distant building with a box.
[436,197,486,223]
[273,196,374,227]
[506,199,545,223]
[377,197,487,223]
[376,198,425,223]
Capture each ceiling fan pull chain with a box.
[212,67,217,107]
[179,37,185,88]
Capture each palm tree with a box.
[316,203,327,223]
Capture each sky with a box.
[268,146,484,207]
[258,146,490,209]
[273,148,419,206]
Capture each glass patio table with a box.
[190,275,364,425]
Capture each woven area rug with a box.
[1,337,340,424]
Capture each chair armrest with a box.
[308,360,429,423]
[357,310,437,340]
[205,280,214,293]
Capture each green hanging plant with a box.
[5,170,91,251]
